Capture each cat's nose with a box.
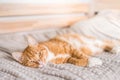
[39,64,43,68]
[38,61,43,64]
[38,61,45,67]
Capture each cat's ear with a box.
[12,52,22,63]
[26,35,38,46]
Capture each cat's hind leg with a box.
[71,49,102,67]
[67,56,103,67]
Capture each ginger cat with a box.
[12,33,115,68]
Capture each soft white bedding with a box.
[0,12,120,80]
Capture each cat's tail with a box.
[103,40,120,54]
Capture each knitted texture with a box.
[0,11,120,80]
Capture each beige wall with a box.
[0,0,90,3]
[0,0,89,33]
[93,0,120,11]
[0,0,119,33]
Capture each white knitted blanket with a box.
[0,12,120,80]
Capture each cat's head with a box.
[12,36,48,68]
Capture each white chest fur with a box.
[46,46,70,62]
[46,50,55,62]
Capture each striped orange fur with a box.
[12,33,115,68]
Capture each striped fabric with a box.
[0,11,120,80]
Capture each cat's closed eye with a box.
[30,61,36,62]
[30,60,39,64]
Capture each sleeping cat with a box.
[12,33,115,68]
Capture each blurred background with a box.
[0,0,120,33]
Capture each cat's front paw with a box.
[88,57,102,67]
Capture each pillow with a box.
[70,12,120,40]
